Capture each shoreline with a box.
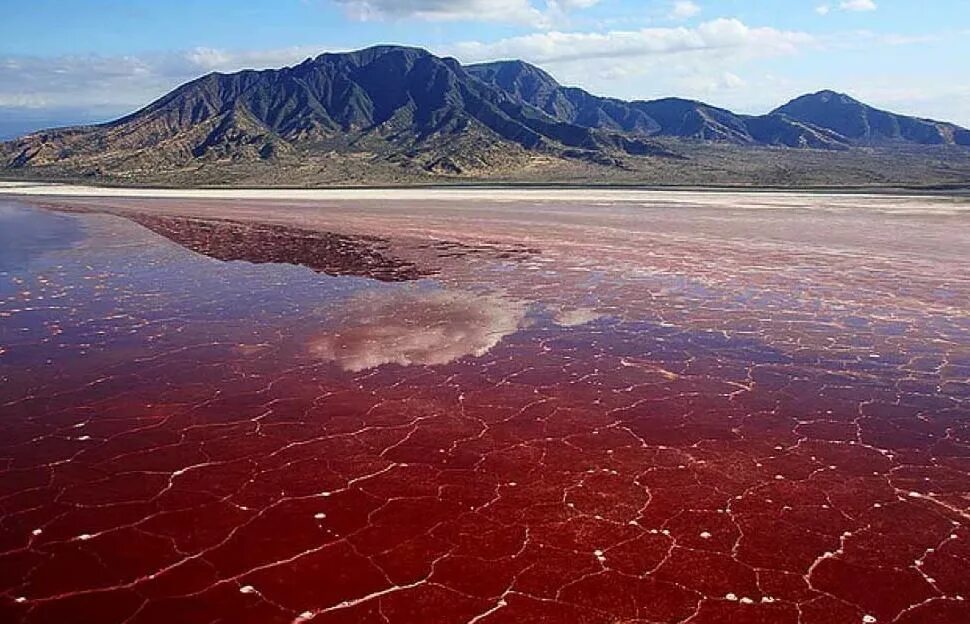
[3,180,970,205]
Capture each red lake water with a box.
[1,194,968,624]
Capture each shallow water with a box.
[0,203,85,272]
[1,199,968,624]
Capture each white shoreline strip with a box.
[0,181,966,209]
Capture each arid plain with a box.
[1,184,969,624]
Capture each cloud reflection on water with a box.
[552,307,601,327]
[309,287,528,371]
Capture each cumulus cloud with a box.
[669,1,701,20]
[551,0,600,7]
[450,19,813,65]
[447,15,813,102]
[678,70,746,94]
[816,0,877,15]
[840,0,877,10]
[332,0,598,26]
[309,288,527,371]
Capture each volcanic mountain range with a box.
[3,45,969,186]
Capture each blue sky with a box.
[1,0,968,137]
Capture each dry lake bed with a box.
[1,184,969,624]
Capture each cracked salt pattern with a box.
[1,195,969,624]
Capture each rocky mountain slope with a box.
[772,90,970,146]
[467,60,969,151]
[0,46,669,179]
[2,45,969,186]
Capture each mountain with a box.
[467,60,970,151]
[466,61,849,149]
[466,61,660,135]
[636,98,849,149]
[2,46,969,186]
[0,46,671,180]
[772,90,970,146]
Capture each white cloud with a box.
[449,18,814,65]
[840,0,877,11]
[692,70,745,92]
[669,1,701,20]
[331,0,598,26]
[848,30,941,46]
[446,18,813,116]
[551,0,600,8]
[816,0,876,15]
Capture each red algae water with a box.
[1,194,969,624]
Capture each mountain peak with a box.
[312,44,433,66]
[466,60,562,96]
[785,90,861,107]
[468,59,559,82]
[772,89,967,145]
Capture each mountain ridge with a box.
[466,60,969,150]
[2,45,969,186]
[771,90,970,146]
